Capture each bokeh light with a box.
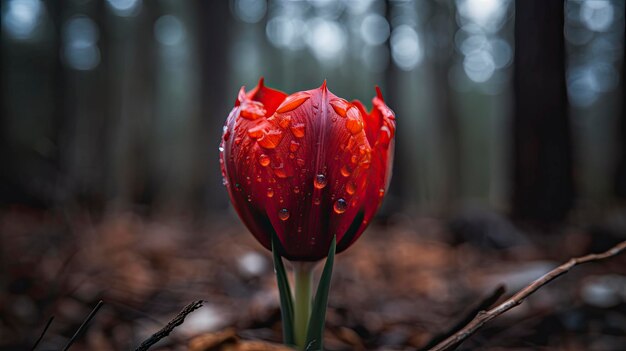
[2,0,44,40]
[62,15,100,71]
[390,24,422,71]
[232,0,267,24]
[106,0,142,17]
[154,15,186,47]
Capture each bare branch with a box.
[62,300,104,351]
[429,240,626,351]
[134,300,204,351]
[421,285,505,350]
[31,316,54,351]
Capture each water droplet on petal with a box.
[277,92,310,113]
[240,101,266,120]
[267,188,274,198]
[290,123,306,138]
[379,188,385,197]
[330,98,350,117]
[296,158,306,167]
[294,186,300,194]
[351,154,358,164]
[313,198,321,205]
[248,124,265,139]
[346,182,356,195]
[223,129,231,141]
[290,141,300,152]
[273,166,288,178]
[314,174,327,189]
[278,115,291,129]
[333,198,348,214]
[278,208,290,221]
[259,154,270,166]
[257,129,285,149]
[218,146,224,152]
[340,165,352,177]
[345,107,363,134]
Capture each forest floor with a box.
[1,206,626,351]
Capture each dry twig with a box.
[30,316,54,351]
[421,285,505,350]
[134,300,204,351]
[429,240,626,351]
[62,300,104,351]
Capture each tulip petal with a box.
[221,80,395,261]
[246,77,288,116]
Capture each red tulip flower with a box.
[220,79,395,261]
[220,79,395,349]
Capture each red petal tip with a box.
[321,79,328,91]
[258,77,265,88]
[375,86,384,100]
[235,86,247,106]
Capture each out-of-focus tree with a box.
[512,0,573,222]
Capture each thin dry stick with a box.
[429,240,626,351]
[421,285,506,351]
[31,316,54,351]
[62,300,104,351]
[134,300,204,351]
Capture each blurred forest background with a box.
[2,0,626,350]
[3,0,625,219]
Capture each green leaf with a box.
[304,236,336,351]
[272,233,295,346]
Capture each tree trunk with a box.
[512,0,574,222]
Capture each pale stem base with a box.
[293,262,314,350]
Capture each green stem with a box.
[293,262,313,350]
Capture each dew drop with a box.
[257,129,285,149]
[345,108,363,134]
[346,182,356,195]
[240,101,266,120]
[293,186,300,194]
[273,166,288,178]
[329,98,350,117]
[218,146,224,152]
[234,137,242,145]
[296,158,306,167]
[351,154,358,164]
[314,174,327,189]
[267,188,274,198]
[223,129,231,142]
[277,92,310,113]
[290,123,306,138]
[289,140,300,152]
[313,198,321,205]
[248,125,265,139]
[340,165,352,177]
[278,115,292,129]
[247,195,252,202]
[259,154,270,167]
[278,208,290,221]
[379,188,385,197]
[333,198,348,214]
